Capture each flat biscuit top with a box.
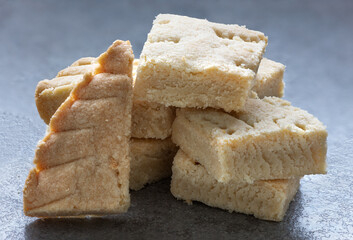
[142,14,268,75]
[179,97,326,138]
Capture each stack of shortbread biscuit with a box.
[23,14,327,221]
[34,55,177,191]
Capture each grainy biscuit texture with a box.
[130,138,178,190]
[23,40,134,217]
[134,14,268,112]
[132,60,175,139]
[171,150,300,221]
[252,58,285,98]
[131,101,174,139]
[172,97,327,183]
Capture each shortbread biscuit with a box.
[23,40,134,217]
[36,59,174,139]
[172,97,327,183]
[171,150,300,222]
[130,138,178,190]
[252,58,285,98]
[134,14,268,112]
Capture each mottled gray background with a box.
[0,0,352,239]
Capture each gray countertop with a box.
[0,0,352,239]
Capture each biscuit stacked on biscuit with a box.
[135,14,327,221]
[24,14,327,221]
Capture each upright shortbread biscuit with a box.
[171,150,300,222]
[23,40,134,217]
[252,58,285,98]
[134,14,268,112]
[172,97,327,183]
[36,59,174,139]
[130,138,178,190]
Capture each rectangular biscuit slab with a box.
[23,40,134,217]
[134,14,268,112]
[252,58,285,98]
[130,138,178,190]
[172,97,327,183]
[36,58,174,139]
[171,150,300,221]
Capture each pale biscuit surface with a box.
[253,58,285,98]
[171,150,300,221]
[130,138,178,190]
[134,14,268,112]
[132,60,175,139]
[172,97,327,183]
[131,101,174,139]
[23,40,134,217]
